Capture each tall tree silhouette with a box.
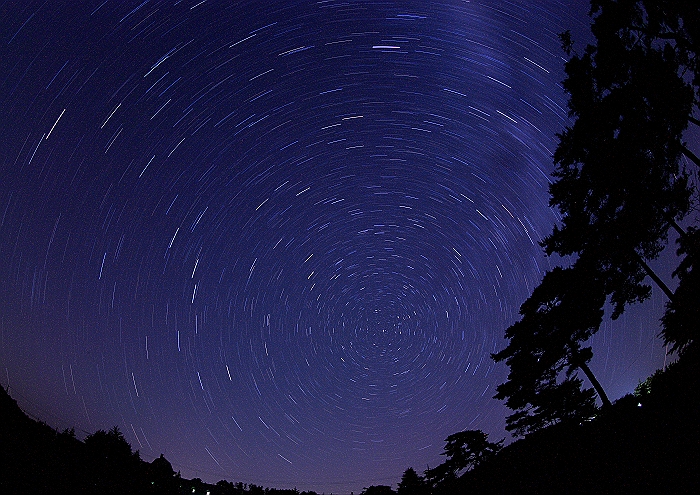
[551,0,700,356]
[493,265,606,435]
[547,2,694,315]
[494,0,700,435]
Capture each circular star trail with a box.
[0,1,668,493]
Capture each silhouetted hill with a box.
[3,348,698,494]
[0,385,86,493]
[0,385,319,495]
[446,347,700,495]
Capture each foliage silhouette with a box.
[547,0,696,315]
[84,426,144,494]
[0,385,330,495]
[661,226,700,355]
[494,0,700,436]
[360,485,396,495]
[397,468,427,495]
[146,453,178,494]
[424,430,503,488]
[493,265,606,435]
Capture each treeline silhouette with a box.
[3,348,698,495]
[0,385,319,495]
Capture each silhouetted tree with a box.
[548,18,693,316]
[493,265,607,435]
[494,0,700,436]
[360,485,396,495]
[425,430,503,487]
[548,0,700,332]
[214,479,239,495]
[84,426,144,494]
[548,0,700,329]
[146,453,177,494]
[189,477,211,495]
[397,467,427,495]
[248,483,265,495]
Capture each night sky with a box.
[0,1,671,493]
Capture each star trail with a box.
[0,1,670,493]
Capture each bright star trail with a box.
[0,1,670,493]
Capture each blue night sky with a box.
[0,1,671,493]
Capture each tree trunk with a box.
[681,145,700,168]
[577,360,612,408]
[633,252,675,301]
[667,218,687,238]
